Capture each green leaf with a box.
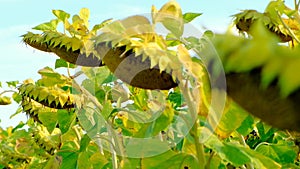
[58,151,78,169]
[202,128,280,168]
[167,89,184,109]
[44,155,62,169]
[77,151,92,169]
[101,101,113,120]
[142,150,198,169]
[11,121,25,133]
[236,115,255,136]
[240,144,281,168]
[79,134,91,152]
[57,109,76,134]
[162,18,183,38]
[6,80,19,88]
[256,143,297,164]
[38,67,61,78]
[0,82,2,88]
[55,59,76,69]
[33,19,59,31]
[12,92,22,103]
[52,9,70,23]
[183,12,202,23]
[221,143,251,166]
[38,110,58,133]
[89,152,109,168]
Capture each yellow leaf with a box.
[158,55,170,72]
[70,37,82,51]
[58,93,69,107]
[191,62,204,79]
[79,8,90,28]
[177,45,192,64]
[158,1,182,19]
[151,5,158,24]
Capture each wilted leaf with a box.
[0,96,11,105]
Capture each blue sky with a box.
[0,0,284,128]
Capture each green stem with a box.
[294,0,300,11]
[178,76,206,169]
[192,122,206,169]
[238,134,254,169]
[67,63,71,77]
[0,90,16,96]
[205,152,215,169]
[72,126,81,149]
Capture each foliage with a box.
[1,1,300,169]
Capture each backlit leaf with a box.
[215,101,249,138]
[6,80,19,88]
[278,58,300,97]
[155,1,184,37]
[79,8,90,28]
[52,9,70,23]
[33,19,59,31]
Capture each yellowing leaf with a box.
[32,19,59,31]
[101,20,125,35]
[79,8,90,28]
[47,94,56,106]
[158,1,182,19]
[52,9,70,23]
[120,15,150,29]
[58,93,69,107]
[0,96,11,105]
[151,5,158,24]
[29,87,40,100]
[191,62,204,79]
[70,37,82,51]
[38,87,49,102]
[154,1,184,37]
[158,55,170,72]
[215,101,249,138]
[177,45,192,63]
